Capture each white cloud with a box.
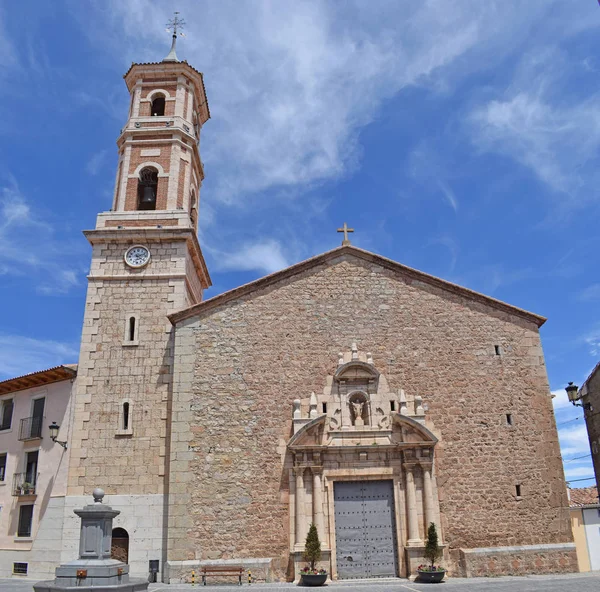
[0,179,81,293]
[83,0,596,206]
[438,182,458,213]
[213,239,290,275]
[0,334,79,380]
[551,388,572,411]
[578,284,600,302]
[469,48,600,198]
[582,327,600,357]
[558,423,591,458]
[85,150,108,176]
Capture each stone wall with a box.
[457,543,577,577]
[167,252,575,579]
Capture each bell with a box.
[140,186,155,204]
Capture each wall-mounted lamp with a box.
[565,382,593,412]
[48,422,68,449]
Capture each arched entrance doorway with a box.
[111,527,129,563]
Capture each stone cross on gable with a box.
[337,222,354,246]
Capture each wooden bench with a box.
[201,565,244,586]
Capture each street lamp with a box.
[565,382,593,411]
[48,422,68,449]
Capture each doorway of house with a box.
[111,527,129,563]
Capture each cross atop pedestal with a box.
[337,222,354,246]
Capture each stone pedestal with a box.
[34,488,148,592]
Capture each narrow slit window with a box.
[515,484,522,497]
[128,317,136,342]
[506,413,513,426]
[494,345,501,356]
[123,402,130,430]
[322,403,327,414]
[390,400,396,412]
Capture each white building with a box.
[0,366,75,580]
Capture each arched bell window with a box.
[151,94,165,116]
[137,167,158,210]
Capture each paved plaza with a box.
[0,572,598,592]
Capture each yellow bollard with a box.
[191,569,195,586]
[248,570,252,585]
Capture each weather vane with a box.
[163,12,186,62]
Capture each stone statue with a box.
[352,401,364,426]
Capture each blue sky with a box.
[0,1,599,486]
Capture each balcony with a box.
[18,416,43,441]
[12,472,38,497]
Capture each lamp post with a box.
[48,422,68,449]
[565,382,593,412]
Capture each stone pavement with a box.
[2,572,600,592]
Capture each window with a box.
[506,413,513,426]
[322,403,327,414]
[494,345,501,356]
[390,400,396,412]
[123,402,130,431]
[17,505,33,538]
[25,450,38,490]
[0,399,13,430]
[151,94,165,116]
[116,400,133,436]
[0,453,6,481]
[123,314,139,346]
[515,484,522,498]
[137,167,158,211]
[13,562,27,575]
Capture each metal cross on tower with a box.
[337,222,354,246]
[164,12,186,62]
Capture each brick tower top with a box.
[96,24,210,235]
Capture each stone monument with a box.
[34,488,148,592]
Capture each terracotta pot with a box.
[299,573,328,586]
[416,569,446,583]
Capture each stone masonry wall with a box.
[68,236,191,496]
[168,254,573,578]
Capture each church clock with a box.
[124,245,151,268]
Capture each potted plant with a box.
[299,523,327,586]
[21,482,33,495]
[416,523,445,583]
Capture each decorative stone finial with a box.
[338,352,344,366]
[293,399,302,419]
[399,389,408,416]
[351,342,358,360]
[367,352,373,365]
[309,392,318,418]
[93,488,105,504]
[415,395,424,416]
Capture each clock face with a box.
[124,245,151,268]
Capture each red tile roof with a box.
[569,486,599,507]
[0,365,77,396]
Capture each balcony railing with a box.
[12,472,38,496]
[18,416,43,441]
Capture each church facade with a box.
[0,44,578,583]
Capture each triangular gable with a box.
[169,245,545,327]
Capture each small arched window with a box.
[137,167,158,210]
[151,94,165,116]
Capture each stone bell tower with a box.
[64,19,210,581]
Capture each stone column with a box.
[312,468,325,542]
[421,463,437,534]
[295,467,306,546]
[404,464,421,545]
